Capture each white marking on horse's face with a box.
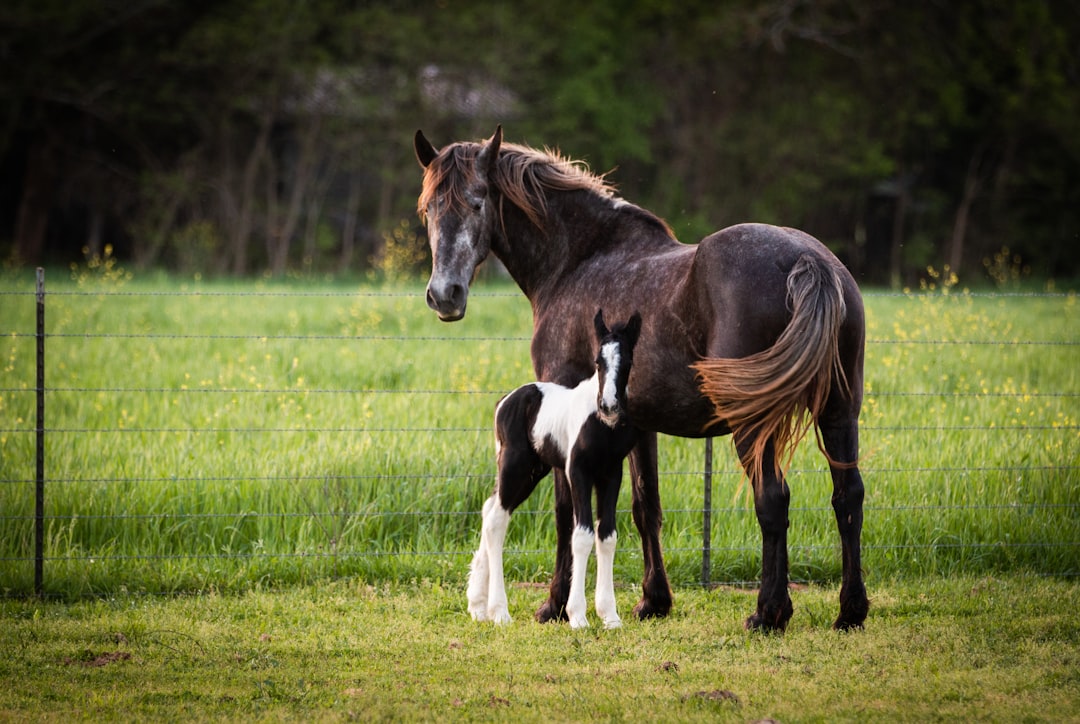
[425,195,492,322]
[597,340,624,427]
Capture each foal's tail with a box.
[692,254,850,487]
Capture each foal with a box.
[468,310,642,629]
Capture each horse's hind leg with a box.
[821,419,869,630]
[474,440,549,624]
[628,433,673,619]
[467,494,505,622]
[535,468,573,623]
[742,436,794,632]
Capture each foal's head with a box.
[594,309,642,427]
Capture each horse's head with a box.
[414,126,503,322]
[593,309,642,428]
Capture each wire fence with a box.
[0,271,1078,598]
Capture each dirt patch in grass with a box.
[63,651,132,667]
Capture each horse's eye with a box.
[471,201,483,213]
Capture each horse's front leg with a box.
[628,433,673,619]
[742,437,794,632]
[822,420,869,630]
[565,463,597,630]
[535,468,573,623]
[567,522,594,629]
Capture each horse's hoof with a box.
[833,617,865,632]
[534,599,568,624]
[632,596,671,620]
[744,612,787,633]
[837,590,870,630]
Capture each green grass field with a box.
[1,575,1078,721]
[0,268,1078,599]
[0,268,1077,720]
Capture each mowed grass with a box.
[0,269,1077,598]
[1,575,1078,721]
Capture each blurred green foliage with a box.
[2,0,1077,284]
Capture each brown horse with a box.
[414,126,869,631]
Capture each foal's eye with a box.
[471,201,483,212]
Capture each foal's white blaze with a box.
[598,340,622,425]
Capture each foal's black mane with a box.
[417,140,675,239]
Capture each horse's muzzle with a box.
[426,281,468,322]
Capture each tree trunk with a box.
[13,135,57,264]
[339,173,362,272]
[229,112,273,275]
[948,143,986,276]
[268,115,321,276]
[888,181,909,290]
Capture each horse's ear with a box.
[414,129,438,169]
[476,125,503,177]
[625,311,643,347]
[593,308,609,339]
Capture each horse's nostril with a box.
[449,283,466,307]
[427,280,469,320]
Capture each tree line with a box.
[2,0,1076,285]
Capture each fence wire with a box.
[0,282,1077,597]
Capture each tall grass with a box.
[0,269,1077,597]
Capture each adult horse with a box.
[414,126,869,631]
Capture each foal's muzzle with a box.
[597,404,623,428]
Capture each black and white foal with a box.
[468,310,642,628]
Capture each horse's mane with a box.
[419,140,674,237]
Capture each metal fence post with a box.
[702,436,712,587]
[35,268,45,596]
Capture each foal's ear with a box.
[625,311,643,346]
[414,129,438,169]
[593,308,609,339]
[476,125,503,177]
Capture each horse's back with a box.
[691,223,863,359]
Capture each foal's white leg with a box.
[468,495,512,623]
[483,498,513,625]
[567,525,594,629]
[466,496,494,620]
[594,531,621,629]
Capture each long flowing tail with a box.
[692,254,849,486]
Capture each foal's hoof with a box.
[534,599,569,624]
